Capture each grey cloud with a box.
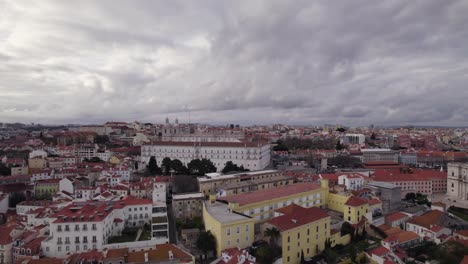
[1,0,468,126]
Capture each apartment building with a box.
[263,204,331,264]
[172,192,205,221]
[41,196,153,258]
[203,198,255,257]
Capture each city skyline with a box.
[2,1,468,126]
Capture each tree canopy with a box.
[222,161,249,174]
[187,158,217,176]
[196,231,216,259]
[147,156,161,174]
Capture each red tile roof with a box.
[407,210,444,229]
[275,204,304,215]
[461,255,468,264]
[385,212,408,223]
[368,246,389,256]
[267,205,329,231]
[345,196,368,207]
[455,230,468,237]
[220,182,322,206]
[368,198,382,205]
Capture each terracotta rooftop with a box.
[368,246,389,257]
[345,196,368,207]
[384,230,419,244]
[385,212,408,222]
[407,210,444,229]
[220,182,322,206]
[455,230,468,237]
[368,198,382,205]
[461,255,468,264]
[267,205,329,231]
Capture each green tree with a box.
[196,231,216,261]
[341,222,356,241]
[264,227,280,246]
[336,141,345,150]
[171,159,188,175]
[161,157,172,175]
[200,158,217,175]
[147,156,160,174]
[255,246,274,264]
[336,127,346,133]
[0,163,11,176]
[188,159,203,175]
[222,161,249,174]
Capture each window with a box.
[226,228,231,236]
[236,227,240,234]
[245,225,249,232]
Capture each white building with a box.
[107,165,132,182]
[30,169,54,182]
[150,201,169,242]
[141,141,271,172]
[338,174,365,190]
[41,196,153,258]
[343,134,366,145]
[29,149,48,159]
[152,181,166,203]
[75,144,98,161]
[447,162,468,200]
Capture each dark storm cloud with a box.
[1,0,468,125]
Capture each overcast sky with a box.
[1,1,468,126]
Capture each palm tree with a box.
[264,227,280,246]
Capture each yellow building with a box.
[330,229,351,247]
[327,192,352,212]
[203,198,255,256]
[263,204,330,264]
[28,157,47,169]
[109,156,121,164]
[218,181,329,223]
[344,196,369,224]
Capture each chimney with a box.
[168,250,174,260]
[144,252,148,262]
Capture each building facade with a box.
[141,141,271,172]
[172,192,205,221]
[447,162,468,200]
